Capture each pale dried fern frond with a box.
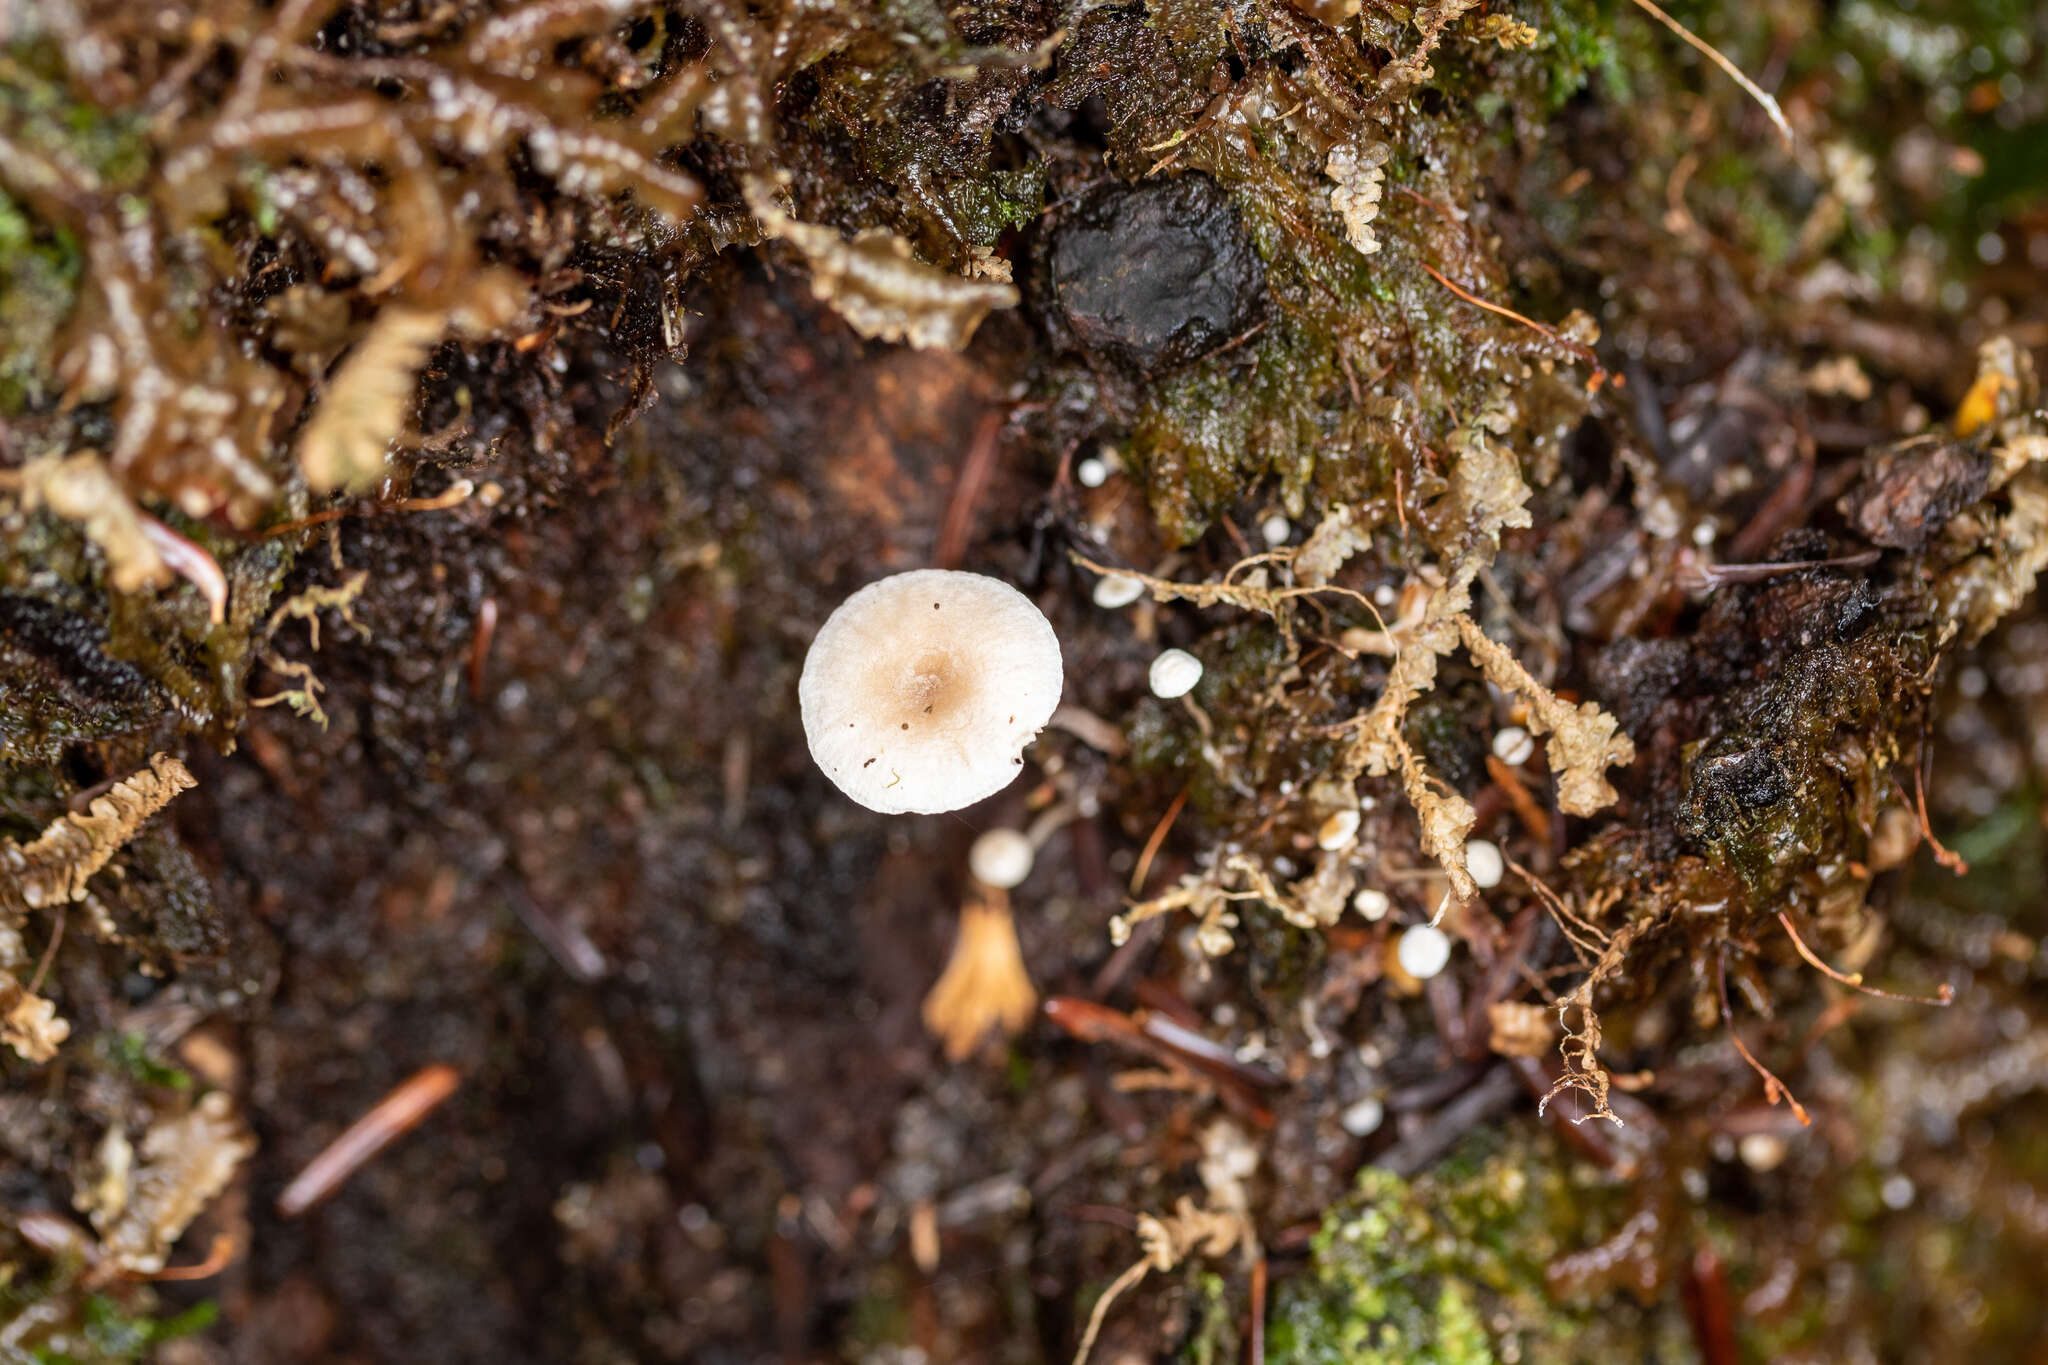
[1324,141,1390,257]
[14,451,173,593]
[89,1092,257,1275]
[2,754,197,911]
[746,176,1018,351]
[298,271,526,492]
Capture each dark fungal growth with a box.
[2,0,2048,1361]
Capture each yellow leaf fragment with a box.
[922,895,1038,1060]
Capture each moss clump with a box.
[1268,1130,1693,1365]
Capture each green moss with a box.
[1268,1129,1699,1364]
[1178,1272,1242,1365]
[97,1031,193,1092]
[0,187,81,415]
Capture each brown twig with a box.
[1776,911,1953,1006]
[263,479,475,538]
[1911,757,1968,875]
[25,905,65,994]
[142,1233,237,1283]
[1623,0,1794,148]
[1418,262,1608,387]
[1486,754,1552,845]
[277,1063,462,1216]
[1131,786,1189,895]
[1714,952,1810,1126]
[1248,1257,1267,1365]
[469,596,498,701]
[935,409,1004,569]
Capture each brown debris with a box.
[1839,437,1991,551]
[1487,1000,1557,1059]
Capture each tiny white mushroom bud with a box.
[1148,648,1203,699]
[1316,809,1360,851]
[1076,456,1109,488]
[1351,887,1390,921]
[1464,838,1505,890]
[800,570,1063,814]
[1491,726,1534,766]
[1738,1133,1788,1173]
[968,827,1034,889]
[1396,923,1452,980]
[1260,512,1291,546]
[1092,573,1146,609]
[1338,1096,1385,1137]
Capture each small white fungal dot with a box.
[1396,923,1452,980]
[1338,1096,1385,1137]
[1352,887,1390,921]
[1076,457,1109,488]
[1149,648,1203,699]
[1881,1174,1916,1210]
[1373,583,1397,607]
[1464,838,1505,890]
[968,827,1034,889]
[1092,573,1146,609]
[1316,809,1361,851]
[1738,1133,1788,1173]
[1491,726,1534,767]
[1691,520,1717,547]
[1260,512,1292,546]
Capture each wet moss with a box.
[1268,1128,1691,1365]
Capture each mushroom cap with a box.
[801,569,1063,814]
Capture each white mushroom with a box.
[1463,838,1505,890]
[968,828,1034,889]
[1148,648,1203,699]
[1396,923,1452,980]
[800,569,1063,814]
[1491,726,1534,766]
[1091,573,1146,609]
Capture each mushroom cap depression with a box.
[800,569,1064,814]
